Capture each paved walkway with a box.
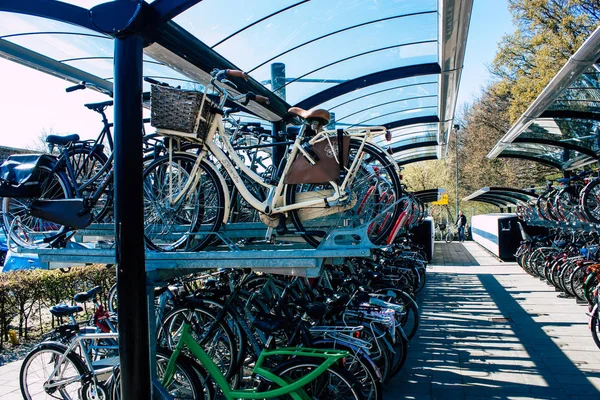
[385,241,600,400]
[2,242,599,399]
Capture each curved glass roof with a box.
[489,27,600,170]
[463,187,537,209]
[0,0,473,166]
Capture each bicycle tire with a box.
[66,146,112,223]
[286,140,401,248]
[2,164,71,249]
[157,303,238,381]
[268,360,364,400]
[445,232,454,243]
[569,264,587,301]
[581,178,600,223]
[20,342,87,400]
[142,152,225,252]
[591,314,600,351]
[312,340,383,400]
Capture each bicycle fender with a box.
[202,158,231,223]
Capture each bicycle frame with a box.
[162,321,348,400]
[163,112,389,217]
[43,332,119,393]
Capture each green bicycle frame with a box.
[161,322,349,400]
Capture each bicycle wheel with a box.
[67,146,113,223]
[591,313,600,350]
[107,283,118,314]
[111,349,212,399]
[157,304,237,380]
[20,342,87,400]
[269,360,364,400]
[445,231,454,243]
[287,140,401,248]
[581,178,600,223]
[143,152,225,252]
[569,264,588,301]
[3,165,71,249]
[312,340,382,400]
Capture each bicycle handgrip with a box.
[226,69,249,80]
[255,95,270,104]
[66,84,86,93]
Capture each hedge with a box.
[0,265,115,345]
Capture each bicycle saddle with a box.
[46,134,80,146]
[288,107,330,125]
[74,286,102,303]
[84,100,113,111]
[49,304,83,317]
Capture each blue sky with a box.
[0,1,515,149]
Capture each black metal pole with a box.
[113,34,151,399]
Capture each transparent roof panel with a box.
[516,118,600,151]
[499,142,594,169]
[318,74,439,111]
[335,95,437,126]
[373,122,438,147]
[0,11,104,37]
[0,0,453,154]
[5,33,112,62]
[548,67,600,113]
[491,62,600,164]
[393,145,438,164]
[347,106,438,127]
[260,41,438,93]
[175,0,438,50]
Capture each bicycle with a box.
[143,68,402,251]
[157,316,363,400]
[445,227,455,243]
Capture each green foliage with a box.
[0,265,115,345]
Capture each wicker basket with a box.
[150,85,215,142]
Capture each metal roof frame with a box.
[414,188,446,203]
[462,186,537,209]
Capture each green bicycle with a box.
[160,319,364,399]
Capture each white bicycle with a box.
[142,69,403,251]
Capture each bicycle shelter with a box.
[0,1,473,398]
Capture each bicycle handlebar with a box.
[65,83,86,93]
[65,81,114,97]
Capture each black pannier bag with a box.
[0,154,55,198]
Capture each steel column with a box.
[113,34,151,399]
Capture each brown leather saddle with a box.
[288,107,331,125]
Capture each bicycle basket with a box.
[150,85,216,142]
[0,154,55,198]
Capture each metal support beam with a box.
[113,34,151,399]
[271,62,287,100]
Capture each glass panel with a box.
[518,118,600,151]
[341,106,437,127]
[0,11,103,37]
[282,42,438,102]
[549,67,600,113]
[374,130,438,148]
[335,96,438,126]
[327,83,438,123]
[6,34,112,62]
[393,146,437,162]
[174,0,300,47]
[500,142,593,167]
[317,74,439,110]
[217,12,437,74]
